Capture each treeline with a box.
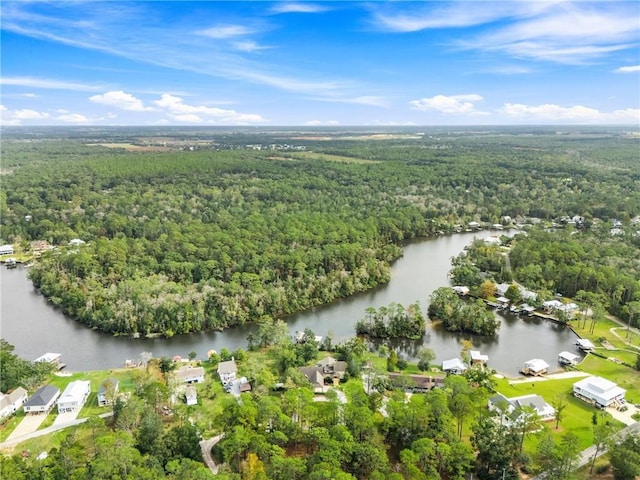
[451,228,640,328]
[0,339,55,393]
[1,131,639,335]
[355,302,425,339]
[428,288,501,336]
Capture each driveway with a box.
[606,404,639,426]
[5,413,48,442]
[53,410,80,427]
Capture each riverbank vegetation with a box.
[1,327,639,480]
[355,302,425,339]
[1,127,639,336]
[427,287,501,335]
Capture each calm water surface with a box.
[0,231,580,376]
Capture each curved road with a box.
[200,433,224,474]
[0,412,113,451]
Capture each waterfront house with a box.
[97,378,119,406]
[23,385,60,414]
[488,393,556,426]
[57,380,91,413]
[217,359,237,386]
[0,387,28,418]
[573,376,626,408]
[558,351,581,366]
[521,358,549,376]
[442,358,467,375]
[0,244,14,255]
[299,357,348,393]
[174,365,205,384]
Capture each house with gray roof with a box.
[489,393,555,426]
[24,385,60,414]
[217,359,237,385]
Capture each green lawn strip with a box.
[0,410,26,442]
[577,355,640,404]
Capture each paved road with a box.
[531,422,640,480]
[200,433,224,474]
[0,412,113,451]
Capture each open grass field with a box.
[289,151,380,164]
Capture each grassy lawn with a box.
[577,355,640,404]
[570,317,640,366]
[493,376,624,452]
[0,410,26,442]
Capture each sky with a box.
[1,1,639,126]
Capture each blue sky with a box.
[1,1,639,126]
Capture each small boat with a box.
[4,257,17,268]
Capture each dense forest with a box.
[1,127,639,336]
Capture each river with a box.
[0,231,581,376]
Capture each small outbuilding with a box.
[470,350,489,366]
[576,338,595,352]
[558,351,581,366]
[521,359,549,376]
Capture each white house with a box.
[558,351,581,366]
[442,358,467,375]
[0,387,28,418]
[57,380,91,413]
[23,385,60,414]
[97,378,119,407]
[217,359,237,385]
[174,365,205,384]
[521,359,549,376]
[489,393,556,425]
[573,376,626,408]
[0,244,14,255]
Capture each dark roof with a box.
[24,385,59,407]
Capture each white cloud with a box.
[500,102,640,123]
[410,94,486,114]
[153,94,264,124]
[89,91,151,111]
[0,76,103,91]
[13,109,50,120]
[197,25,254,39]
[460,4,640,64]
[57,113,89,123]
[232,41,271,53]
[270,3,328,14]
[615,65,640,73]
